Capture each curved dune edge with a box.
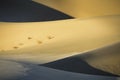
[42,42,120,76]
[0,0,73,22]
[0,15,120,64]
[0,59,119,80]
[33,0,120,18]
[0,15,120,50]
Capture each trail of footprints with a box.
[0,35,55,51]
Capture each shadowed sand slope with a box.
[0,59,119,80]
[0,60,28,80]
[42,42,120,77]
[0,0,72,22]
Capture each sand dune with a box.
[0,59,119,80]
[0,1,120,80]
[0,60,28,80]
[0,15,120,64]
[0,15,120,50]
[0,0,72,22]
[34,0,120,18]
[43,42,120,76]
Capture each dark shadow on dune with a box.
[42,42,120,77]
[0,0,73,22]
[42,56,119,77]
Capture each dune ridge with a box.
[0,15,120,64]
[42,42,120,76]
[34,0,120,18]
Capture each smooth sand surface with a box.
[0,59,119,80]
[0,60,28,80]
[43,42,120,76]
[0,1,120,80]
[34,0,120,18]
[0,15,120,64]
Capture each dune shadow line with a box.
[0,0,73,22]
[42,56,119,77]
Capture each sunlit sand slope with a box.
[34,0,120,18]
[43,42,120,76]
[0,15,120,64]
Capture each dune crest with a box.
[43,42,120,76]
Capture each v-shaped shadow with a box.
[0,0,73,22]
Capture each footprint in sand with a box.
[13,46,19,49]
[37,40,43,44]
[28,37,32,40]
[47,36,55,40]
[0,49,5,52]
[19,43,24,46]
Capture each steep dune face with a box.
[0,0,72,22]
[80,42,120,76]
[34,0,120,18]
[43,42,120,76]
